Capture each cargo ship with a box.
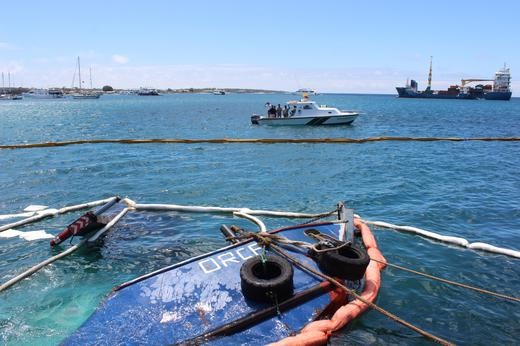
[481,65,512,100]
[396,58,512,100]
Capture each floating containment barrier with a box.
[1,136,520,150]
[360,219,520,259]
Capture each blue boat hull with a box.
[63,222,351,345]
[483,91,512,100]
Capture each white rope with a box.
[358,217,520,259]
[0,197,118,233]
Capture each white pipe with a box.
[233,211,268,233]
[0,241,85,292]
[57,197,118,214]
[0,209,59,232]
[88,208,128,242]
[0,197,118,233]
[129,202,324,219]
[0,207,128,292]
[0,212,36,220]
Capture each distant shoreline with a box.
[3,87,515,98]
[1,87,288,95]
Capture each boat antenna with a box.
[427,56,432,91]
[77,56,82,90]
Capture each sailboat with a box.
[0,72,22,100]
[72,57,101,99]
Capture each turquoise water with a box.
[0,94,519,345]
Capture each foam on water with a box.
[0,229,54,241]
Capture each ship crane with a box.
[461,78,494,87]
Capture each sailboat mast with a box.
[77,56,82,90]
[89,67,93,89]
[427,56,432,91]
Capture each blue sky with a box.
[1,0,518,93]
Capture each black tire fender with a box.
[315,244,369,281]
[240,255,294,303]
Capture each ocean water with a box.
[0,93,519,345]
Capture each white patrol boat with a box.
[251,94,359,126]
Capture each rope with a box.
[1,136,519,150]
[243,228,516,344]
[236,230,350,255]
[298,207,339,225]
[267,242,453,345]
[239,229,451,345]
[246,228,519,304]
[370,257,520,303]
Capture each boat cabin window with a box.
[303,105,312,109]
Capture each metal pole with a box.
[77,56,82,90]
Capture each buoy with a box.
[270,219,386,346]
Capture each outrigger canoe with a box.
[61,202,383,345]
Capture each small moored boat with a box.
[251,94,359,126]
[72,92,101,99]
[138,88,160,96]
[22,88,64,99]
[0,94,22,100]
[71,57,101,99]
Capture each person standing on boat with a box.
[290,105,297,117]
[276,104,282,118]
[268,105,276,118]
[283,105,289,118]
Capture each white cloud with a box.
[112,54,129,64]
[0,42,15,50]
[0,60,24,74]
[15,64,441,93]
